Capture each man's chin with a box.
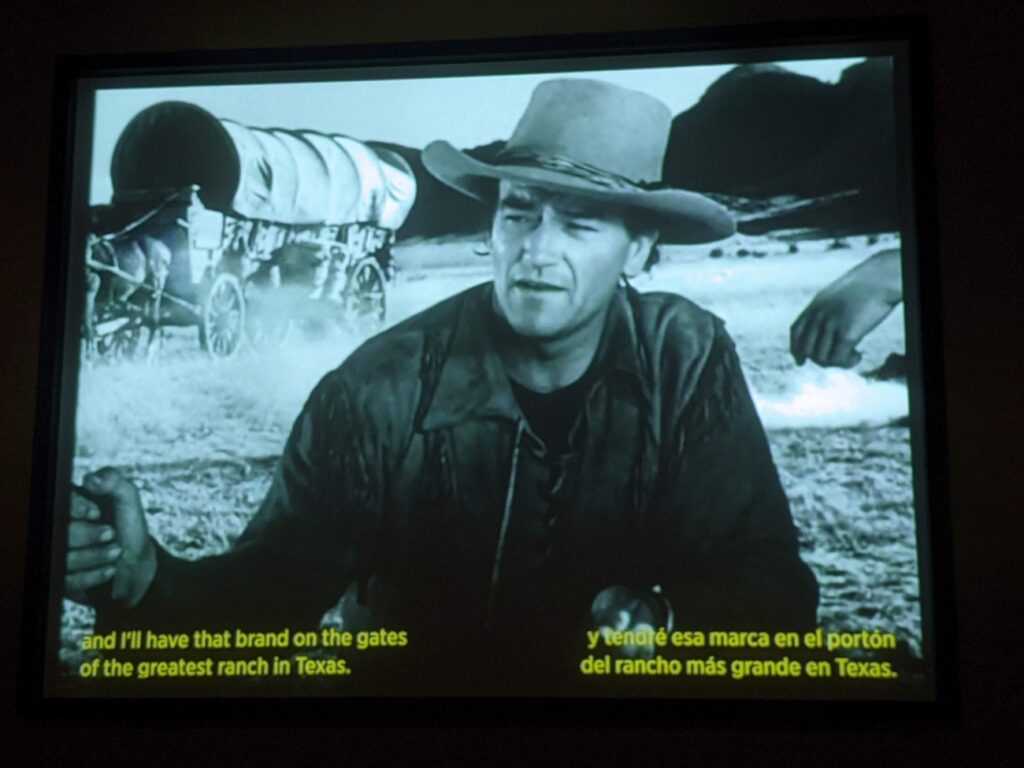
[504,313,573,341]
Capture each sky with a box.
[87,56,867,204]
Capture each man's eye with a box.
[566,222,598,233]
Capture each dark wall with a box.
[2,1,1020,764]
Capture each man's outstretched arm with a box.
[66,372,378,634]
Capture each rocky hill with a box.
[664,59,899,235]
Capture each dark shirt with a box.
[509,371,594,453]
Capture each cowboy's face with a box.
[491,182,656,340]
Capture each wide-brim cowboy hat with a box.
[422,78,735,244]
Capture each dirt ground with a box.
[60,232,923,673]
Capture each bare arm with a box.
[791,248,903,368]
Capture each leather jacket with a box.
[118,283,818,690]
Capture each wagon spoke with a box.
[340,258,387,337]
[202,273,246,359]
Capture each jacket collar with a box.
[420,283,647,431]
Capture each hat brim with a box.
[422,140,735,245]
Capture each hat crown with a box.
[503,79,671,185]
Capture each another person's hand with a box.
[66,468,157,609]
[791,248,903,368]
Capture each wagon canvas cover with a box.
[110,101,417,229]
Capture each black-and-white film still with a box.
[58,55,927,697]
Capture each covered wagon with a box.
[86,101,417,358]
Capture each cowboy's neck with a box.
[495,311,606,394]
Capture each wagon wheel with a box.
[201,272,245,359]
[342,257,386,336]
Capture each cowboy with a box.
[66,80,818,693]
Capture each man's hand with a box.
[591,586,673,660]
[66,468,157,609]
[791,248,903,368]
